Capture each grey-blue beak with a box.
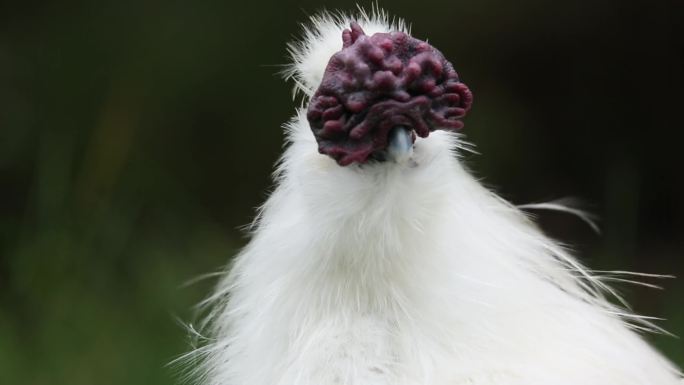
[387,126,414,164]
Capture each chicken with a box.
[185,9,682,385]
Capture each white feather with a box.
[182,9,682,385]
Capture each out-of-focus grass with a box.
[0,207,235,385]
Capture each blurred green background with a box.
[0,0,682,384]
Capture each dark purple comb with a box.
[306,22,473,166]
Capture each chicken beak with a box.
[387,126,414,164]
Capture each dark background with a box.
[0,1,682,384]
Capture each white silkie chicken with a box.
[186,10,682,385]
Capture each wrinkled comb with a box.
[307,22,473,166]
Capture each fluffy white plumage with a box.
[185,9,682,385]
